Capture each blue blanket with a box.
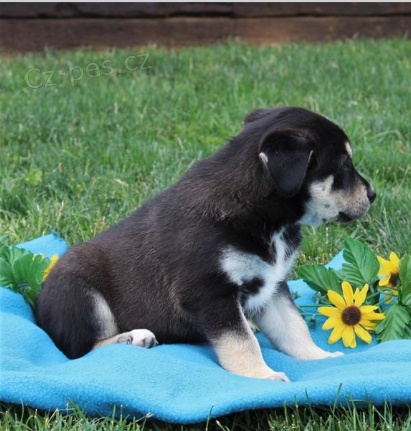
[1,233,411,423]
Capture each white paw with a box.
[246,367,290,381]
[325,351,344,358]
[118,329,158,348]
[266,371,290,382]
[294,346,344,360]
[307,349,344,360]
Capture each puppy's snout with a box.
[367,187,376,204]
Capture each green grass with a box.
[2,402,411,431]
[1,39,411,429]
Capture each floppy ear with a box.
[243,108,272,126]
[259,129,315,197]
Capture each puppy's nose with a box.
[367,188,376,203]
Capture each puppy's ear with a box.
[259,129,315,197]
[243,108,272,126]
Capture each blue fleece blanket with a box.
[1,233,411,423]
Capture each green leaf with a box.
[12,254,49,307]
[340,237,380,287]
[0,257,15,288]
[401,315,411,339]
[399,254,411,305]
[0,244,50,307]
[375,303,410,342]
[298,264,342,295]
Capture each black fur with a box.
[35,107,375,360]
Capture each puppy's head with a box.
[244,107,376,225]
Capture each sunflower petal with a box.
[359,305,379,313]
[378,256,393,274]
[354,284,369,307]
[360,319,376,330]
[342,281,354,306]
[349,334,357,348]
[318,307,342,318]
[361,311,386,321]
[354,324,372,344]
[42,254,59,282]
[327,290,346,310]
[379,276,391,287]
[322,317,340,330]
[390,252,400,267]
[377,255,389,268]
[328,323,346,344]
[341,325,355,348]
[378,252,400,279]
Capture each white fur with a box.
[256,295,342,360]
[213,309,288,380]
[92,292,157,348]
[220,229,297,314]
[93,328,158,349]
[118,329,158,347]
[93,290,119,339]
[345,141,353,158]
[259,152,269,164]
[219,230,341,367]
[300,174,370,226]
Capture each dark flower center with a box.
[389,273,399,287]
[342,306,361,326]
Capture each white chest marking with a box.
[220,230,298,314]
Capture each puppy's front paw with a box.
[248,367,290,381]
[296,346,344,360]
[324,350,344,358]
[309,349,344,359]
[118,329,158,348]
[267,371,290,382]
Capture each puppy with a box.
[35,107,376,381]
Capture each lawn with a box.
[1,39,411,430]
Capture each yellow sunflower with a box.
[377,252,400,288]
[42,254,59,281]
[318,281,385,348]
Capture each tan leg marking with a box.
[212,313,289,381]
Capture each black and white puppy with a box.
[35,107,376,381]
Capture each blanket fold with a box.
[1,233,410,423]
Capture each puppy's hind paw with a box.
[118,329,158,348]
